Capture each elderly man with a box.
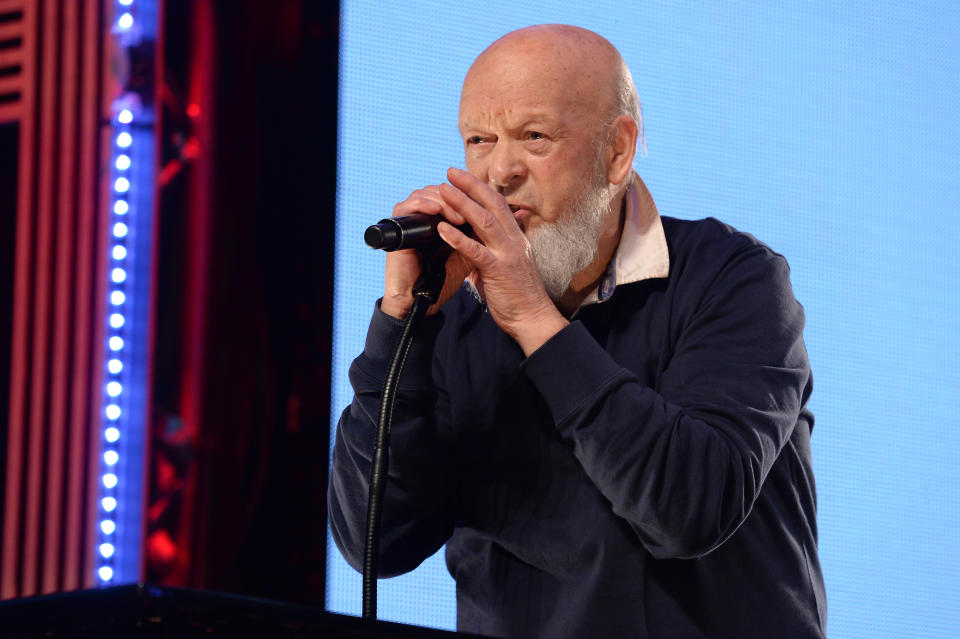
[329,24,826,639]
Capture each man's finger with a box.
[392,189,467,225]
[437,220,494,269]
[393,195,441,217]
[438,181,509,246]
[446,167,518,231]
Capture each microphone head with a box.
[364,222,400,250]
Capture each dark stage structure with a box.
[0,584,478,638]
[1,0,341,618]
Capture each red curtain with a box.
[1,0,115,598]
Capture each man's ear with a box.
[606,115,639,186]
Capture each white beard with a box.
[527,155,618,301]
[463,148,618,306]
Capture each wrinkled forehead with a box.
[458,43,610,129]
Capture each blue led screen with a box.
[328,3,960,637]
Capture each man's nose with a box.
[487,141,526,189]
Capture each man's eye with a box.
[467,135,484,145]
[528,131,544,141]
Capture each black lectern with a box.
[0,584,488,638]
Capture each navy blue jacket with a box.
[330,216,827,638]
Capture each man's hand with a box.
[381,186,474,319]
[436,167,569,355]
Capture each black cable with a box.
[362,254,447,620]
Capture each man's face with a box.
[457,45,612,241]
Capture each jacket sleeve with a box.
[521,239,811,560]
[327,302,454,577]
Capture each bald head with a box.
[462,25,643,147]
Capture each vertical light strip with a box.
[96,0,156,586]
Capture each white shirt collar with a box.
[581,172,670,306]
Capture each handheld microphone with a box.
[364,214,471,252]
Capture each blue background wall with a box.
[328,2,960,637]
